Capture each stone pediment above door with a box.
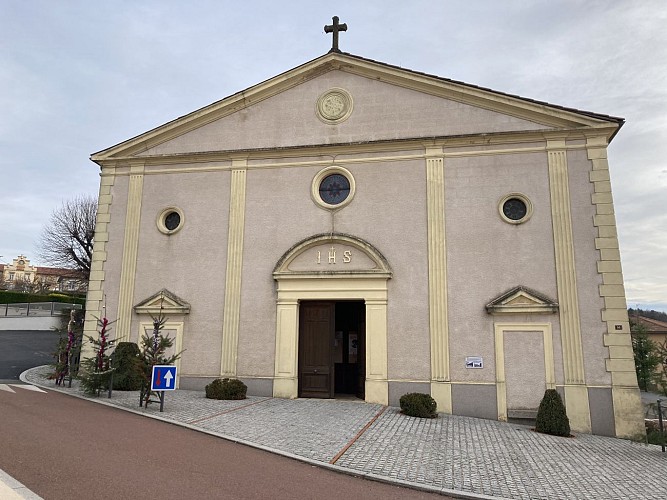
[134,289,191,315]
[485,286,558,315]
[273,233,392,280]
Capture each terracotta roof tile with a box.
[633,315,667,333]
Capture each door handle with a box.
[313,369,318,373]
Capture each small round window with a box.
[164,211,181,230]
[312,166,355,210]
[499,194,533,224]
[319,173,350,205]
[157,207,184,234]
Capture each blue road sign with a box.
[151,365,177,391]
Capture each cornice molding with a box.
[93,128,616,173]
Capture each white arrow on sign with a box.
[164,370,173,388]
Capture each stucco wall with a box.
[335,157,429,381]
[130,170,231,376]
[444,149,561,384]
[237,152,430,381]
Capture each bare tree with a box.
[39,194,97,280]
[11,275,36,293]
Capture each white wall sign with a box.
[465,356,483,369]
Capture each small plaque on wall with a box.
[465,356,483,369]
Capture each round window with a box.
[157,207,185,234]
[498,194,533,224]
[164,211,181,231]
[319,173,350,205]
[503,198,527,221]
[311,166,355,210]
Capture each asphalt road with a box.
[0,330,59,381]
[0,388,450,500]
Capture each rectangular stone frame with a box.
[494,322,555,422]
[138,321,184,389]
[273,277,389,405]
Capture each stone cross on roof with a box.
[324,16,347,53]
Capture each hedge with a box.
[0,290,85,305]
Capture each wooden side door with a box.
[299,302,334,398]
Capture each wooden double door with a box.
[298,301,365,399]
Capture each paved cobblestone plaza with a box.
[25,366,667,499]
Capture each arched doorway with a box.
[272,234,392,405]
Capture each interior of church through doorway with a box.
[298,301,366,400]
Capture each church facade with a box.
[86,50,643,438]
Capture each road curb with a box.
[0,468,43,500]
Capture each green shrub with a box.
[399,392,437,418]
[111,342,143,391]
[646,428,667,446]
[205,378,247,400]
[535,389,571,437]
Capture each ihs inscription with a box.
[317,246,352,264]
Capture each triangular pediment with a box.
[134,289,190,315]
[486,286,558,315]
[91,52,622,163]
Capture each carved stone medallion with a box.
[316,88,353,124]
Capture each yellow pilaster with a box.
[220,161,247,376]
[365,298,389,405]
[547,140,591,433]
[115,163,144,342]
[272,299,299,398]
[425,147,452,414]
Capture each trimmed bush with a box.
[205,378,247,400]
[535,389,571,437]
[399,392,437,418]
[111,342,143,391]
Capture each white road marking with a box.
[11,384,47,393]
[0,384,47,393]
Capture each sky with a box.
[1,1,665,311]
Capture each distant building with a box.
[631,315,667,347]
[630,315,667,392]
[0,255,87,293]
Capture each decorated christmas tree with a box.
[79,315,116,396]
